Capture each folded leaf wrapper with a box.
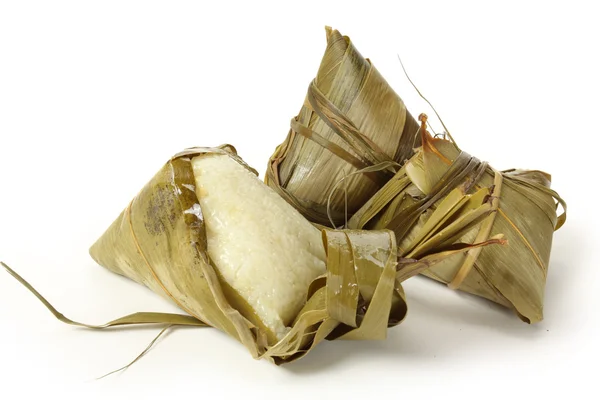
[89,145,413,364]
[348,127,566,323]
[2,144,502,367]
[266,27,421,226]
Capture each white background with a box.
[0,1,597,398]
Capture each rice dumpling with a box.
[2,144,502,366]
[266,27,421,226]
[348,115,566,323]
[87,145,413,362]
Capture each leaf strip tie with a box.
[448,168,503,289]
[306,80,394,170]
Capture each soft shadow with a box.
[284,334,413,374]
[285,226,580,375]
[406,283,538,334]
[542,225,583,318]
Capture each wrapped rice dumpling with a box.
[266,27,421,226]
[348,115,566,323]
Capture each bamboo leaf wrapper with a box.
[266,27,421,226]
[348,119,566,323]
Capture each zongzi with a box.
[266,27,421,226]
[348,115,566,323]
[87,145,412,362]
[2,144,502,366]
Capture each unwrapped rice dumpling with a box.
[191,154,326,341]
[2,144,502,366]
[87,145,415,363]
